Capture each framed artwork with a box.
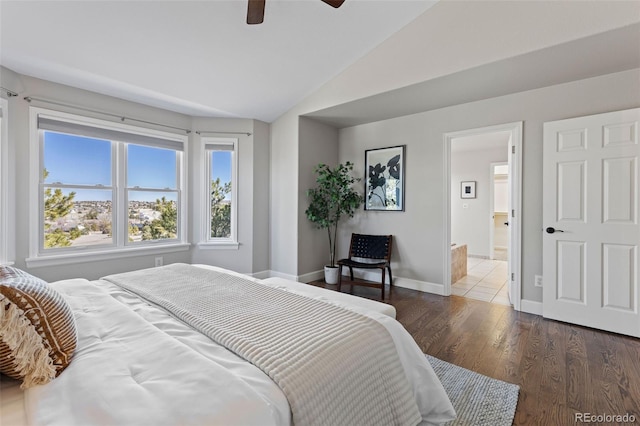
[461,181,476,199]
[365,145,405,211]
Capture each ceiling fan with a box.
[247,0,346,25]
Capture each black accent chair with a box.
[337,234,393,300]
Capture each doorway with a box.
[443,122,522,311]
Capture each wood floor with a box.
[309,279,640,425]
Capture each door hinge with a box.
[512,145,515,154]
[511,273,515,281]
[512,209,515,218]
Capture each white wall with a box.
[189,117,271,275]
[337,69,640,302]
[0,94,13,266]
[270,113,299,277]
[451,147,507,258]
[252,120,271,275]
[297,117,339,280]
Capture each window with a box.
[203,138,237,246]
[29,108,187,265]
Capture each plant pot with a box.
[324,265,339,285]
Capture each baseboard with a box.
[267,268,445,296]
[265,269,324,283]
[267,270,299,282]
[520,299,543,316]
[393,277,446,296]
[345,269,445,296]
[297,269,324,283]
[249,270,271,280]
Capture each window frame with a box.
[200,137,238,249]
[39,134,117,253]
[27,107,189,267]
[123,143,182,247]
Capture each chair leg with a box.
[381,268,386,300]
[337,265,343,292]
[349,266,354,281]
[387,266,393,286]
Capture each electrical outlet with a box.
[155,256,163,267]
[534,275,543,287]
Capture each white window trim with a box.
[27,107,188,267]
[199,137,238,249]
[122,143,183,248]
[0,98,13,266]
[26,243,190,268]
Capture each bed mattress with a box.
[1,264,455,425]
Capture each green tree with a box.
[210,178,231,238]
[305,162,363,267]
[85,209,98,220]
[142,223,153,240]
[97,213,112,235]
[142,196,177,240]
[45,229,72,248]
[43,169,77,248]
[69,228,82,240]
[128,223,140,241]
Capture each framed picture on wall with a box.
[461,181,476,199]
[365,145,405,211]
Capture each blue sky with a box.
[44,131,231,202]
[210,150,232,198]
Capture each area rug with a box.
[426,354,519,426]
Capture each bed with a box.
[1,263,455,425]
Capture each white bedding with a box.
[2,265,455,425]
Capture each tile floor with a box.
[451,257,511,306]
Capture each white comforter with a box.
[19,266,455,425]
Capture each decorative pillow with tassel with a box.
[0,266,77,388]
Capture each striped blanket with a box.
[103,264,422,426]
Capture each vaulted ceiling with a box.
[0,0,437,122]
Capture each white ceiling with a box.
[306,23,640,128]
[0,0,437,122]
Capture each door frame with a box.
[443,122,523,311]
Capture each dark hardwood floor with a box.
[309,279,640,425]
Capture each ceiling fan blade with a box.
[247,0,265,25]
[321,0,345,8]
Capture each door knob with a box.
[545,227,564,234]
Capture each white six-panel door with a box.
[543,108,639,338]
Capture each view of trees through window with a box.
[209,149,232,239]
[42,130,179,249]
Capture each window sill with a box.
[196,241,240,250]
[26,243,191,268]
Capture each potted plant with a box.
[305,162,363,284]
